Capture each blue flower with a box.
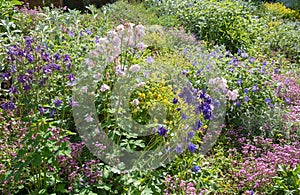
[265,98,272,104]
[50,109,55,117]
[172,98,178,104]
[188,131,195,139]
[188,143,197,153]
[157,126,168,136]
[193,120,202,130]
[192,165,201,173]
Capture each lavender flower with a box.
[157,126,168,136]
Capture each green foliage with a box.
[271,164,300,194]
[0,0,22,19]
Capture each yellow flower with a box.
[132,109,138,114]
[162,99,169,106]
[138,93,146,99]
[157,95,162,101]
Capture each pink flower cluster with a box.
[231,137,300,193]
[163,174,206,195]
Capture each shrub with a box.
[264,2,300,20]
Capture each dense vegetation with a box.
[0,0,299,194]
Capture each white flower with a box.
[132,99,140,106]
[98,37,108,45]
[137,42,147,51]
[100,84,110,92]
[208,77,228,91]
[116,24,125,32]
[108,30,118,38]
[129,64,141,72]
[137,82,146,87]
[81,86,88,93]
[226,89,238,101]
[124,22,135,30]
[218,77,228,90]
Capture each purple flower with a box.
[285,98,291,104]
[274,68,279,74]
[94,36,99,43]
[41,52,50,62]
[69,30,75,38]
[63,54,71,62]
[262,61,267,66]
[70,98,78,107]
[237,49,242,55]
[188,131,195,139]
[241,52,248,59]
[54,98,62,107]
[18,75,27,83]
[188,143,197,153]
[50,109,55,117]
[1,72,10,80]
[234,100,242,106]
[248,57,256,63]
[1,101,16,110]
[196,69,202,76]
[252,84,258,92]
[225,50,231,56]
[233,58,239,67]
[193,120,203,131]
[192,165,200,173]
[244,96,249,102]
[26,53,34,63]
[213,99,220,108]
[86,28,91,35]
[244,88,249,94]
[24,36,34,45]
[53,53,60,61]
[9,86,18,94]
[172,98,178,104]
[157,126,168,136]
[23,85,31,91]
[39,107,48,115]
[175,144,183,153]
[145,56,154,64]
[237,79,242,85]
[67,73,75,82]
[179,86,196,105]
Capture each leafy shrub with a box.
[264,2,300,20]
[271,164,300,194]
[145,0,266,53]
